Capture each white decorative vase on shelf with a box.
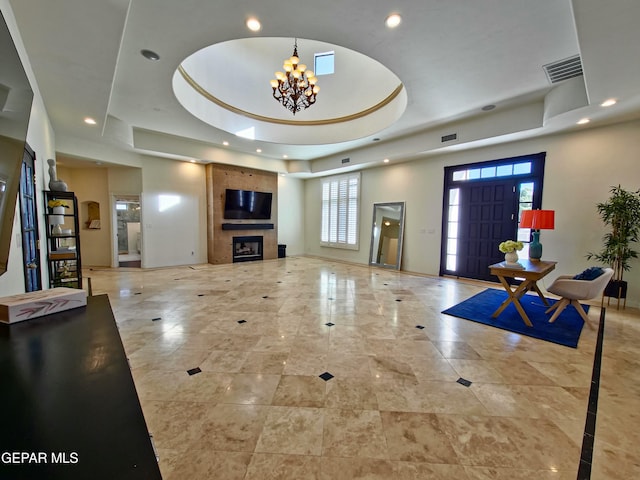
[52,206,65,215]
[504,251,519,264]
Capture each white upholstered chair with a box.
[545,267,614,329]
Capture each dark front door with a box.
[18,145,42,291]
[457,180,517,281]
[440,153,546,282]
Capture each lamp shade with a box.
[520,209,554,230]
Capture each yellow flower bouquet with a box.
[48,199,69,208]
[498,240,523,253]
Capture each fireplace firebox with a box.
[232,236,263,263]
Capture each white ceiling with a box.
[8,0,640,176]
[172,37,407,145]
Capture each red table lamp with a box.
[520,209,555,261]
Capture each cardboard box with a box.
[0,287,87,324]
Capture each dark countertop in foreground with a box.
[0,294,162,480]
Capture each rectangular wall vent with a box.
[441,133,457,143]
[543,55,583,84]
[341,158,350,164]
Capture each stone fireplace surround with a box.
[206,164,277,265]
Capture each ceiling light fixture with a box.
[84,117,97,125]
[601,98,617,107]
[256,148,262,153]
[270,39,319,115]
[577,118,590,125]
[222,141,229,146]
[384,158,390,163]
[246,18,261,32]
[385,13,402,28]
[141,49,160,61]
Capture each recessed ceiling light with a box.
[601,98,617,107]
[373,138,380,142]
[246,17,261,32]
[190,159,196,163]
[482,104,496,111]
[84,117,97,125]
[577,118,590,125]
[283,154,288,159]
[222,141,229,146]
[385,13,402,28]
[141,49,160,61]
[384,158,390,163]
[256,148,262,153]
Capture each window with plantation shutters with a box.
[320,172,360,249]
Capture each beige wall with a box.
[55,165,112,267]
[304,119,640,307]
[109,167,142,195]
[277,175,304,256]
[141,156,207,268]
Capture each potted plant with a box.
[587,185,640,306]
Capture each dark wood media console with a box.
[0,294,161,480]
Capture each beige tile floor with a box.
[86,256,640,479]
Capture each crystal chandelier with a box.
[270,40,319,115]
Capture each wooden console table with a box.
[489,260,557,327]
[0,295,161,480]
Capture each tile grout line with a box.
[576,307,606,480]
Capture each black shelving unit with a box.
[44,191,82,289]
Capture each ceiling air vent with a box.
[543,55,583,84]
[441,133,457,143]
[341,158,350,164]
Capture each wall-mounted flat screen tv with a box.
[224,189,272,220]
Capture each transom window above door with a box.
[451,161,532,182]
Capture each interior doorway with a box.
[114,195,141,267]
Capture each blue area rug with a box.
[442,288,587,348]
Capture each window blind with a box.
[321,172,360,249]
